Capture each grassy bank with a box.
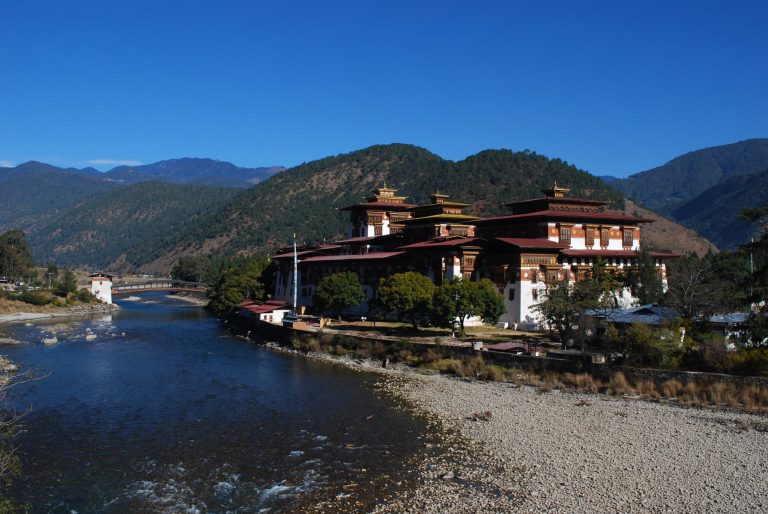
[286,331,768,414]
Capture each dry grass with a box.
[610,372,632,395]
[636,379,660,400]
[661,379,683,399]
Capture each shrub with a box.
[729,348,768,377]
[15,291,51,306]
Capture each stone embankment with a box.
[0,303,118,325]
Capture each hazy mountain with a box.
[104,158,284,188]
[0,161,120,234]
[612,138,768,216]
[670,168,768,249]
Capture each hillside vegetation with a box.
[0,162,119,234]
[144,144,625,268]
[30,182,239,269]
[614,138,768,215]
[671,168,768,249]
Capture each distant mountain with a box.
[612,139,768,216]
[104,158,284,188]
[135,144,713,272]
[0,161,120,234]
[30,182,240,270]
[670,168,768,249]
[598,175,621,183]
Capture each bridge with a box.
[111,280,211,296]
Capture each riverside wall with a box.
[231,317,768,387]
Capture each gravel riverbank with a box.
[364,367,768,513]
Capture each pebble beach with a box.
[366,366,768,513]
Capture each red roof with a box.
[398,237,481,249]
[494,237,568,249]
[335,236,376,244]
[301,251,407,263]
[475,210,652,225]
[339,201,417,211]
[271,245,342,260]
[242,303,289,314]
[504,196,608,208]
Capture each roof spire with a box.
[543,182,570,198]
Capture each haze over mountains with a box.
[7,139,767,272]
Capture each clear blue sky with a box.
[1,0,765,176]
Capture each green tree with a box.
[55,270,78,296]
[314,271,365,320]
[626,246,663,304]
[534,259,622,345]
[0,230,34,282]
[171,255,211,283]
[431,278,504,336]
[741,204,768,345]
[207,257,269,317]
[377,272,435,329]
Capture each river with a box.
[1,294,428,512]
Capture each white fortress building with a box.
[272,184,675,325]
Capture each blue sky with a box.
[1,1,765,176]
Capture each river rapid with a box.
[1,294,428,512]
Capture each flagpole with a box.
[293,233,298,312]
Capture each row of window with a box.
[560,226,634,247]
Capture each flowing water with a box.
[1,294,427,512]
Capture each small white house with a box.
[89,273,113,304]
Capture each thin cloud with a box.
[0,160,14,168]
[87,159,143,167]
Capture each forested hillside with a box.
[30,182,239,269]
[140,144,709,272]
[671,168,768,249]
[613,138,768,215]
[0,161,120,234]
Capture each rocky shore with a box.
[0,303,118,325]
[272,347,768,513]
[367,368,768,513]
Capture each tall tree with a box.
[665,253,719,321]
[314,271,365,320]
[0,230,34,282]
[626,246,664,305]
[377,272,435,329]
[207,257,269,317]
[55,270,78,296]
[741,204,768,345]
[171,255,211,283]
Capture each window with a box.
[623,230,634,247]
[532,289,538,300]
[600,227,610,247]
[559,226,571,245]
[508,288,515,301]
[585,227,595,246]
